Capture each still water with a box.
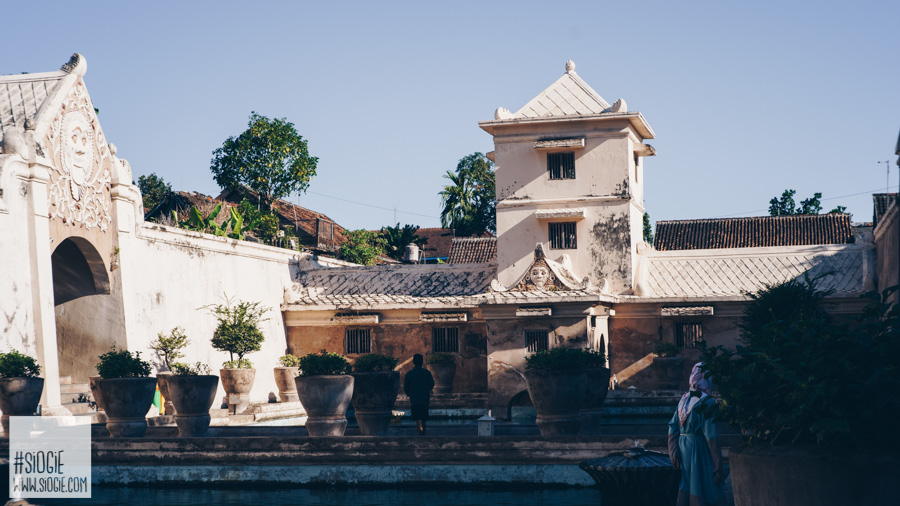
[36,486,603,506]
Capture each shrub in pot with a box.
[0,351,44,435]
[524,348,591,435]
[274,354,300,403]
[350,354,400,436]
[295,350,353,437]
[700,279,900,506]
[578,349,611,436]
[204,296,268,414]
[651,342,683,390]
[426,353,456,394]
[95,346,156,437]
[166,362,218,437]
[149,326,189,415]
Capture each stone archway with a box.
[507,389,535,423]
[51,237,110,305]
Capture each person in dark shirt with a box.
[403,354,435,435]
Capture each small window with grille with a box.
[548,152,576,179]
[345,328,371,354]
[432,327,459,353]
[525,330,550,353]
[549,222,577,249]
[675,322,703,349]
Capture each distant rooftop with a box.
[873,193,897,227]
[448,236,497,264]
[654,214,854,251]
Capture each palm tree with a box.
[439,153,495,236]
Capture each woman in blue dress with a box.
[667,362,726,506]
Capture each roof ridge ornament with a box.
[60,53,87,77]
[565,60,576,74]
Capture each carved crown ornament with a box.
[45,78,112,232]
[489,243,607,294]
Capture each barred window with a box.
[675,323,703,349]
[548,152,576,179]
[432,327,459,353]
[549,222,577,249]
[345,328,371,354]
[526,330,549,353]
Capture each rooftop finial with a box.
[565,60,576,74]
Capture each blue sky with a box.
[5,1,899,230]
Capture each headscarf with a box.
[677,362,712,426]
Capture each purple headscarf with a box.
[677,362,712,426]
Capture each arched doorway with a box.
[51,237,110,304]
[508,389,536,423]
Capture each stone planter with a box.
[166,375,219,437]
[730,445,896,506]
[523,368,586,435]
[220,368,256,414]
[579,367,611,436]
[156,371,176,415]
[0,377,44,435]
[295,374,354,437]
[96,377,157,437]
[273,367,299,403]
[89,375,107,411]
[652,356,684,390]
[350,371,400,436]
[427,362,456,394]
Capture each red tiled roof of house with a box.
[873,193,898,227]
[415,228,456,260]
[448,237,497,264]
[653,214,854,251]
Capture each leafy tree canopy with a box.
[768,189,823,216]
[643,212,653,244]
[439,152,495,237]
[210,112,318,211]
[340,229,386,266]
[381,223,424,261]
[137,173,171,213]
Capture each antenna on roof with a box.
[878,160,890,192]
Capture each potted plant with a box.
[701,279,900,505]
[204,296,269,414]
[350,354,400,436]
[426,353,456,394]
[274,354,300,403]
[0,351,44,435]
[95,346,156,437]
[579,349,611,436]
[651,341,683,390]
[295,350,353,437]
[523,348,590,435]
[149,326,189,415]
[165,362,218,437]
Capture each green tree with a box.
[827,205,852,219]
[439,152,495,236]
[339,229,386,265]
[381,223,424,261]
[643,212,653,244]
[210,112,318,211]
[768,189,823,216]
[137,173,171,213]
[204,296,269,368]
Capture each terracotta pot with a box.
[89,376,107,412]
[273,367,299,403]
[96,377,157,437]
[524,368,586,435]
[652,356,684,390]
[730,445,897,506]
[219,368,256,414]
[166,375,219,437]
[295,374,354,437]
[0,377,44,435]
[427,362,456,394]
[579,367,611,436]
[156,371,176,415]
[350,371,400,436]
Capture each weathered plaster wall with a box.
[117,224,301,406]
[874,201,899,308]
[285,316,488,394]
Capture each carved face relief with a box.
[529,266,550,289]
[61,110,94,195]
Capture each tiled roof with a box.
[415,228,455,260]
[0,71,65,143]
[639,245,871,300]
[448,237,497,264]
[873,193,897,227]
[654,214,854,251]
[472,289,608,305]
[288,263,495,309]
[513,66,610,119]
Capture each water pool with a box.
[36,486,604,505]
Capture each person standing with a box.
[404,354,434,435]
[667,362,726,506]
